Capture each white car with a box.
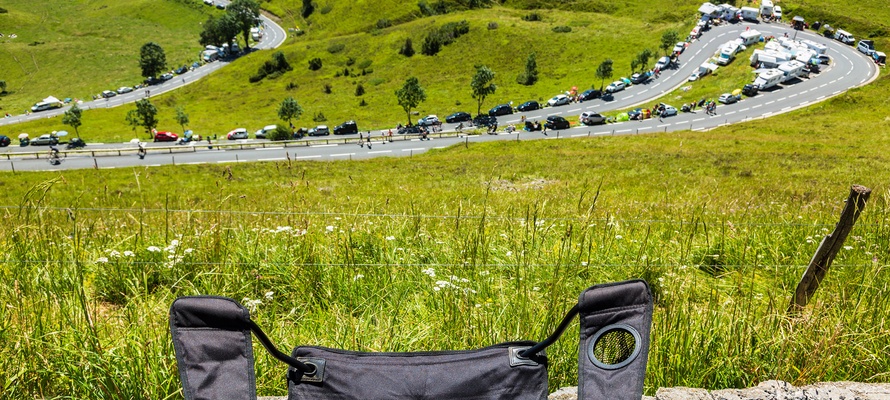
[117,86,133,94]
[547,94,571,107]
[203,0,213,4]
[657,104,678,117]
[417,115,440,127]
[227,128,248,140]
[654,56,671,70]
[605,80,626,93]
[673,42,687,54]
[579,111,606,125]
[255,125,277,139]
[773,6,782,19]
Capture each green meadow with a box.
[1,0,890,398]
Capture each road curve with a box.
[0,0,287,128]
[0,21,880,172]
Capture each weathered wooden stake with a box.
[788,185,872,313]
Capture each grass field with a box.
[1,1,890,399]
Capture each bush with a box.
[323,83,332,94]
[345,57,355,66]
[250,51,292,83]
[355,83,365,96]
[301,0,314,18]
[399,38,415,57]
[359,99,368,107]
[268,125,293,141]
[320,4,333,14]
[552,26,572,33]
[308,57,323,70]
[523,12,542,22]
[376,19,391,29]
[286,82,299,90]
[0,7,8,13]
[487,22,498,30]
[421,33,441,56]
[313,112,327,122]
[357,59,372,70]
[249,74,264,83]
[327,43,345,54]
[421,20,470,56]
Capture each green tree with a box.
[139,42,167,79]
[227,0,261,50]
[301,0,314,18]
[126,99,159,138]
[660,30,681,56]
[62,104,83,138]
[635,48,653,72]
[595,59,613,91]
[395,76,426,125]
[470,65,496,116]
[399,38,415,57]
[278,97,303,131]
[517,52,538,85]
[0,80,6,94]
[200,14,239,47]
[175,106,190,133]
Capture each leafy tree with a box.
[126,99,159,138]
[660,30,681,56]
[395,77,426,125]
[596,59,613,91]
[635,48,653,72]
[470,65,496,116]
[227,0,261,50]
[62,104,83,138]
[139,42,167,79]
[399,38,415,57]
[0,80,6,94]
[200,14,239,47]
[301,0,314,18]
[278,97,303,131]
[421,33,441,56]
[517,52,538,85]
[355,83,365,96]
[175,106,189,133]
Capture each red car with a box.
[153,131,179,142]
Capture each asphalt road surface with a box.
[0,20,879,172]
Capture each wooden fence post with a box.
[788,185,872,313]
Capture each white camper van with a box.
[760,0,773,18]
[717,41,743,65]
[753,69,784,90]
[777,60,806,82]
[750,50,791,68]
[739,30,762,46]
[740,7,759,22]
[834,29,855,45]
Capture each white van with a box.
[254,125,277,139]
[753,69,784,90]
[740,7,759,21]
[834,30,855,45]
[760,0,773,18]
[739,29,762,46]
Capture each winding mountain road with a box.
[0,20,880,172]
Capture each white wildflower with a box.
[96,257,108,263]
[184,248,194,254]
[844,246,853,250]
[242,298,263,313]
[421,268,436,277]
[433,287,441,291]
[506,251,513,257]
[123,250,135,257]
[264,291,274,300]
[326,226,335,232]
[480,270,490,276]
[147,246,161,253]
[354,274,364,281]
[581,261,588,266]
[386,236,395,241]
[532,287,540,291]
[615,235,623,240]
[109,250,121,258]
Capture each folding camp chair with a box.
[169,279,653,400]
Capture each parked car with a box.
[605,80,627,93]
[31,134,59,146]
[203,0,213,4]
[857,40,875,56]
[153,131,179,142]
[547,94,571,107]
[580,111,606,126]
[101,90,116,98]
[445,111,471,123]
[673,42,687,54]
[718,93,740,104]
[655,56,671,70]
[174,65,189,74]
[334,120,358,135]
[473,114,497,127]
[817,54,831,65]
[0,135,10,147]
[144,76,160,85]
[544,116,570,130]
[159,73,174,81]
[773,5,783,19]
[227,128,249,140]
[579,89,602,102]
[255,125,278,139]
[309,125,330,136]
[417,115,440,127]
[397,125,423,134]
[742,84,759,97]
[488,104,513,116]
[517,101,540,112]
[216,2,226,9]
[630,72,651,84]
[657,104,678,117]
[117,86,133,94]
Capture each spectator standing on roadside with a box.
[359,132,364,147]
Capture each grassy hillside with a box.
[0,0,218,114]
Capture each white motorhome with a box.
[719,4,739,21]
[753,69,784,90]
[739,30,762,46]
[800,39,828,54]
[750,49,791,68]
[777,60,806,82]
[740,7,759,22]
[717,41,743,65]
[760,0,773,18]
[834,29,855,45]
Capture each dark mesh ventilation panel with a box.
[588,324,641,370]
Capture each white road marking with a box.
[367,150,392,154]
[258,157,286,162]
[330,153,355,157]
[567,108,581,112]
[740,108,750,112]
[571,134,586,137]
[616,129,631,133]
[295,155,322,159]
[753,104,762,108]
[693,118,705,122]
[656,124,670,128]
[311,144,338,148]
[725,111,736,115]
[817,95,826,100]
[255,147,284,151]
[402,148,425,152]
[766,101,775,105]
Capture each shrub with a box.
[267,125,292,141]
[421,33,441,56]
[327,43,345,54]
[357,59,372,70]
[376,19,391,29]
[345,57,355,66]
[301,0,314,18]
[286,82,299,90]
[523,12,542,22]
[313,112,327,122]
[421,20,470,56]
[320,4,333,14]
[552,26,572,33]
[308,57,323,70]
[250,51,292,83]
[0,7,8,13]
[399,38,415,57]
[487,22,498,30]
[359,99,368,107]
[323,83,332,94]
[355,83,365,96]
